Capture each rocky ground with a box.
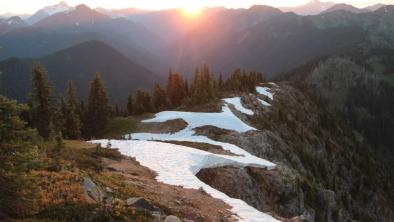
[133,82,393,221]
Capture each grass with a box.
[100,117,138,139]
[51,140,122,171]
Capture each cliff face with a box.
[189,83,393,221]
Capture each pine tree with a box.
[191,68,202,103]
[153,83,167,111]
[167,71,185,108]
[135,90,153,114]
[184,79,190,98]
[86,74,110,138]
[0,95,39,215]
[63,81,81,139]
[218,73,224,89]
[115,104,120,117]
[28,64,55,139]
[202,64,215,101]
[127,95,134,115]
[190,65,216,104]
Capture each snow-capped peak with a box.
[42,1,74,16]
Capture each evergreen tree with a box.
[153,83,167,111]
[115,104,120,117]
[54,96,66,133]
[86,74,110,138]
[28,64,55,139]
[127,95,134,115]
[202,64,215,101]
[191,68,202,103]
[184,79,190,97]
[166,71,185,107]
[63,81,81,139]
[135,90,153,114]
[0,95,39,216]
[218,73,224,89]
[190,65,215,104]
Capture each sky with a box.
[0,0,393,14]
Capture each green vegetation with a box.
[126,64,265,114]
[28,65,56,139]
[85,74,111,138]
[100,117,138,139]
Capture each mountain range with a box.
[0,1,393,99]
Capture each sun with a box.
[182,4,203,17]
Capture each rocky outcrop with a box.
[194,83,393,221]
[164,215,183,222]
[83,177,108,203]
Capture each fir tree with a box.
[166,71,185,107]
[28,64,55,139]
[153,83,167,111]
[63,81,81,139]
[127,95,134,115]
[0,95,39,216]
[86,74,110,138]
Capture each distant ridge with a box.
[0,40,160,103]
[320,3,369,14]
[280,0,335,15]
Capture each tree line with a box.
[8,63,266,141]
[126,65,265,115]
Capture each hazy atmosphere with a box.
[1,0,394,13]
[0,0,393,221]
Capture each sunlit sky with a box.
[0,0,393,14]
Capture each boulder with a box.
[126,197,156,211]
[83,177,107,203]
[164,215,183,222]
[151,211,162,222]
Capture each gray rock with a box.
[164,215,182,222]
[151,211,163,222]
[302,208,315,222]
[198,187,207,194]
[105,187,114,193]
[126,197,161,213]
[82,177,107,203]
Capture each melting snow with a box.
[223,97,254,115]
[256,86,274,100]
[142,104,256,133]
[92,140,279,222]
[258,99,271,107]
[91,85,281,222]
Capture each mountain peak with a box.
[249,5,280,11]
[27,1,73,24]
[280,0,335,15]
[35,3,109,28]
[75,4,91,11]
[321,3,367,14]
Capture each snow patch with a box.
[258,99,271,107]
[92,86,281,221]
[256,86,274,100]
[142,104,256,133]
[223,97,254,115]
[92,140,279,222]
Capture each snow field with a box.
[92,86,281,221]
